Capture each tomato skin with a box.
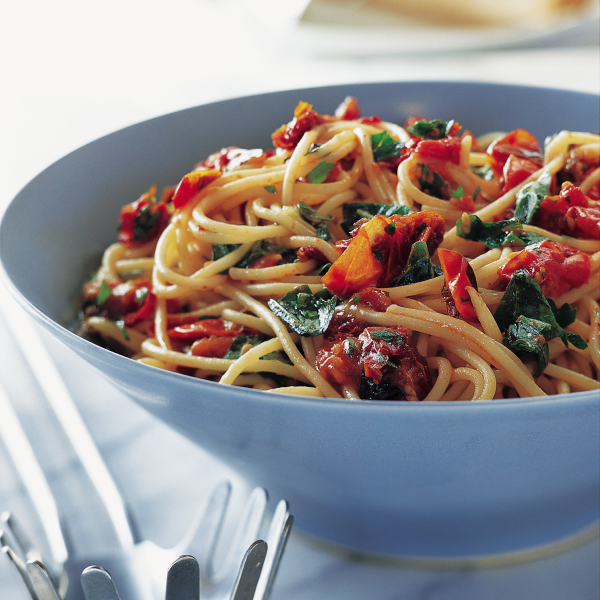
[322,211,445,297]
[168,318,242,341]
[190,335,235,358]
[497,240,591,298]
[171,169,221,210]
[84,278,155,326]
[271,101,326,150]
[501,154,540,194]
[437,249,478,322]
[487,128,543,171]
[414,137,462,165]
[334,96,361,120]
[533,182,600,240]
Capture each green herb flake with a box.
[306,160,336,184]
[407,119,453,140]
[135,287,148,303]
[456,214,549,249]
[369,329,405,345]
[384,222,396,236]
[345,338,357,358]
[392,241,442,287]
[97,279,112,304]
[264,185,277,194]
[473,185,481,202]
[115,319,130,341]
[451,185,463,199]
[268,285,338,336]
[514,172,551,224]
[351,294,362,304]
[298,202,333,241]
[133,203,161,242]
[371,131,405,162]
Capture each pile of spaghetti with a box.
[79,97,600,401]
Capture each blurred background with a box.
[0,0,599,598]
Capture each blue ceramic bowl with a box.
[1,82,599,558]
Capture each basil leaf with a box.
[224,335,293,364]
[472,164,495,181]
[224,335,264,360]
[298,202,332,241]
[369,329,405,345]
[418,164,447,199]
[341,202,412,235]
[212,244,241,262]
[407,119,453,140]
[393,240,443,286]
[514,172,551,224]
[456,215,548,249]
[115,319,130,341]
[371,131,405,162]
[97,279,112,304]
[306,160,335,184]
[213,241,296,271]
[451,185,463,199]
[264,185,277,194]
[133,203,161,242]
[268,285,338,336]
[359,373,405,400]
[504,316,551,375]
[547,298,577,329]
[494,269,587,370]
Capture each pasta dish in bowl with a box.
[1,82,598,557]
[78,97,599,402]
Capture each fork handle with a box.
[0,286,136,550]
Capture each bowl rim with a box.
[1,79,599,412]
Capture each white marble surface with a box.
[1,1,599,598]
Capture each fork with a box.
[0,285,292,600]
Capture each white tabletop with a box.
[1,1,599,598]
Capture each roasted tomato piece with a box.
[414,137,462,165]
[497,240,590,298]
[315,319,432,401]
[271,101,327,150]
[171,169,222,210]
[533,182,600,239]
[168,318,242,341]
[322,211,445,297]
[118,186,170,247]
[355,288,392,312]
[501,154,541,194]
[190,335,235,358]
[83,278,155,326]
[196,146,275,172]
[487,128,543,172]
[334,96,361,120]
[438,249,478,322]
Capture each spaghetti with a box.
[79,97,600,401]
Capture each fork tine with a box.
[165,555,200,600]
[210,487,268,583]
[177,480,231,564]
[2,512,43,562]
[26,560,62,600]
[252,500,293,600]
[230,540,267,600]
[81,566,122,600]
[2,543,40,600]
